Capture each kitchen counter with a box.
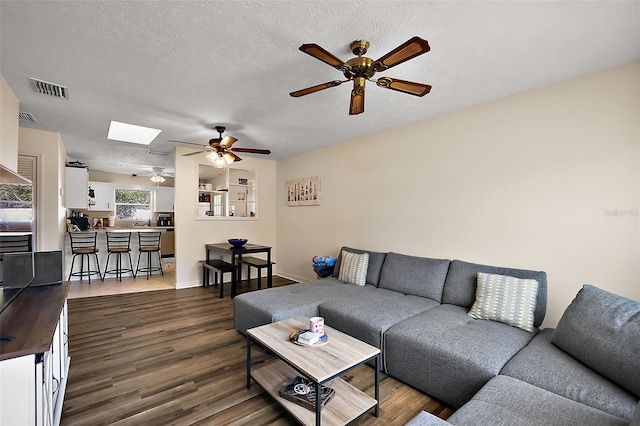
[64,228,175,279]
[0,282,69,361]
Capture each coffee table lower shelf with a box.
[251,360,378,426]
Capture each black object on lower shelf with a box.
[278,376,335,411]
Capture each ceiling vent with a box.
[29,77,69,99]
[147,150,169,156]
[18,111,37,123]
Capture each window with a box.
[0,155,35,234]
[114,189,151,222]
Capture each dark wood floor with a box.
[62,276,453,425]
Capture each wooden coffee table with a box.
[246,316,380,426]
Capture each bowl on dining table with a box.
[228,238,248,248]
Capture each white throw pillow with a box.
[338,250,369,286]
[468,272,538,332]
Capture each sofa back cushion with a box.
[332,247,387,286]
[551,284,640,398]
[442,260,547,327]
[378,252,450,302]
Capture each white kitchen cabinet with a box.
[155,187,174,212]
[88,181,114,211]
[0,300,70,426]
[65,167,88,209]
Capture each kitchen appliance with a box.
[157,214,173,227]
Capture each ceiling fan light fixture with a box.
[150,174,165,184]
[207,152,228,168]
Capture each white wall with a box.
[276,61,640,327]
[0,74,19,172]
[18,127,67,252]
[174,146,277,288]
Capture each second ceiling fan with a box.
[180,126,271,168]
[290,36,432,115]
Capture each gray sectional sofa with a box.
[233,246,640,425]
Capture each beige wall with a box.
[276,61,640,327]
[18,127,67,252]
[174,146,277,288]
[0,74,20,172]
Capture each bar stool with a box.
[0,234,33,284]
[102,232,135,281]
[68,232,102,283]
[135,231,163,280]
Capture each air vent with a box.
[147,150,169,156]
[29,77,69,99]
[19,111,37,123]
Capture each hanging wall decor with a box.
[287,176,320,206]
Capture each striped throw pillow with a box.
[338,250,369,286]
[468,272,539,332]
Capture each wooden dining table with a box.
[205,243,272,297]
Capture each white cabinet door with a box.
[88,181,114,211]
[155,187,174,212]
[64,167,88,209]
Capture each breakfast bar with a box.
[64,227,173,281]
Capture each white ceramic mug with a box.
[310,317,324,335]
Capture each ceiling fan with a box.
[290,36,432,115]
[177,126,271,168]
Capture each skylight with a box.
[107,121,161,145]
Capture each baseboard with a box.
[176,280,201,289]
[274,271,304,283]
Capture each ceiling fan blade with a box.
[182,149,209,157]
[227,151,242,162]
[349,77,365,115]
[231,147,271,155]
[289,80,344,97]
[220,135,238,148]
[371,36,430,72]
[376,77,432,97]
[299,44,348,70]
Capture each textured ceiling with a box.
[1,1,639,177]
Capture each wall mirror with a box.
[197,164,257,219]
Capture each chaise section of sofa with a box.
[233,277,372,334]
[233,246,389,334]
[385,260,547,408]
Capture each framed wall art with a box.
[287,176,320,206]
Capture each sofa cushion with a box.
[377,252,450,302]
[332,246,387,286]
[233,277,374,334]
[447,375,629,426]
[468,272,539,332]
[319,292,439,369]
[384,304,535,408]
[337,250,368,286]
[502,328,638,421]
[551,284,640,397]
[442,260,547,327]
